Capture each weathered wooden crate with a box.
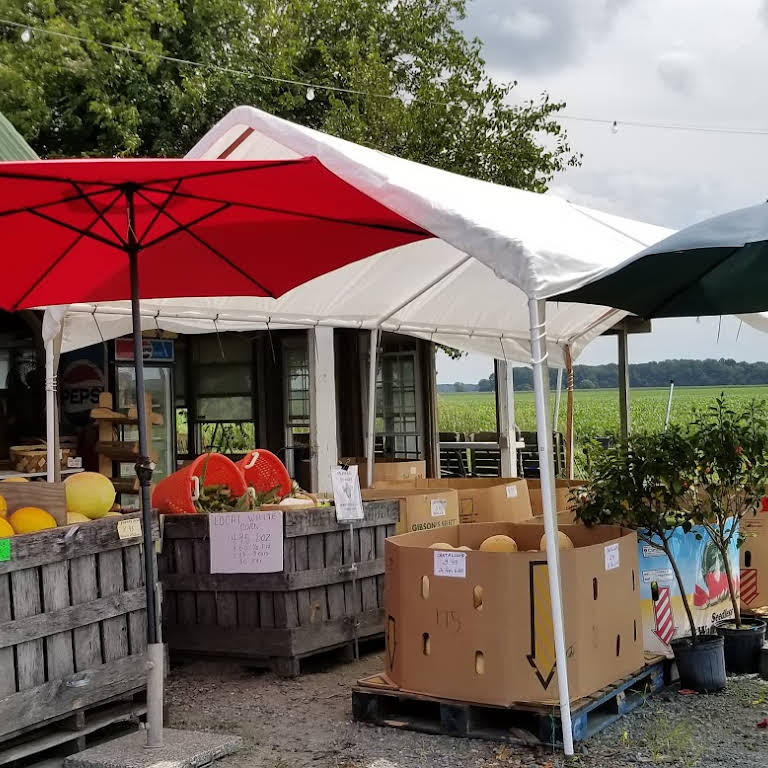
[0,511,158,747]
[159,500,399,676]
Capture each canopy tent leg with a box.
[618,322,630,440]
[365,329,380,487]
[309,326,339,493]
[553,366,563,434]
[564,345,575,480]
[528,298,574,756]
[496,359,518,477]
[45,337,58,483]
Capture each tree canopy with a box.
[0,0,579,190]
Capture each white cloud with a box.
[656,49,699,94]
[498,9,552,42]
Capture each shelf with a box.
[91,406,164,426]
[95,442,158,463]
[109,476,140,494]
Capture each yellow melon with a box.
[9,507,57,534]
[67,511,91,524]
[429,542,454,550]
[456,546,473,551]
[1,477,29,482]
[64,472,116,519]
[479,534,518,553]
[0,517,13,537]
[0,493,6,517]
[539,531,575,551]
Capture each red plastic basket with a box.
[152,453,248,515]
[236,449,292,498]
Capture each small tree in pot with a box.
[572,428,726,691]
[687,396,768,673]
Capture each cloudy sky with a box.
[437,0,768,383]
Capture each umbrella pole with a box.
[528,298,574,756]
[126,189,164,749]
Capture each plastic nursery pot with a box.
[715,617,767,674]
[670,634,726,692]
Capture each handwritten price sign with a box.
[209,510,284,574]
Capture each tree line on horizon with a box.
[440,358,768,393]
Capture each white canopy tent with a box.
[41,105,673,755]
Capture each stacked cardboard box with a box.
[741,504,768,612]
[339,457,426,488]
[526,478,584,521]
[361,487,460,535]
[386,522,643,706]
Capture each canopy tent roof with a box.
[44,106,672,364]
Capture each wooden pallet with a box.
[0,693,146,766]
[352,659,665,745]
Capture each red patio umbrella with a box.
[0,157,431,746]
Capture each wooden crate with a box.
[0,512,158,744]
[159,500,399,676]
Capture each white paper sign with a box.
[642,568,674,584]
[604,543,620,571]
[505,484,518,499]
[430,498,447,517]
[434,550,466,578]
[642,545,666,558]
[331,465,364,522]
[209,511,284,573]
[116,518,142,540]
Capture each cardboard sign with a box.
[604,543,620,571]
[430,498,448,518]
[331,465,364,522]
[0,539,9,562]
[117,518,142,540]
[433,550,466,578]
[209,511,284,574]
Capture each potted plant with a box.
[572,427,726,692]
[687,396,768,673]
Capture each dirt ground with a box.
[165,646,768,768]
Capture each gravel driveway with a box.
[165,648,768,768]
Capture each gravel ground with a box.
[165,648,768,768]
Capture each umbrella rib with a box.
[140,158,307,187]
[71,181,127,247]
[644,246,742,318]
[12,191,125,309]
[138,178,182,244]
[134,191,274,296]
[140,185,428,236]
[137,198,231,250]
[0,185,119,219]
[28,207,127,251]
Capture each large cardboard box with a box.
[386,522,643,706]
[741,504,768,612]
[361,487,459,535]
[639,520,739,659]
[374,477,532,524]
[526,479,584,521]
[340,457,426,488]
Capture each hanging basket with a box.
[152,453,247,515]
[236,449,292,498]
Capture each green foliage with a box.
[0,0,577,191]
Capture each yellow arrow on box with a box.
[527,561,556,689]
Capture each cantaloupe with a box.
[64,472,116,519]
[479,534,518,552]
[67,511,91,524]
[1,477,29,483]
[429,542,454,550]
[456,546,473,551]
[539,531,574,551]
[9,507,57,534]
[0,493,6,517]
[0,517,13,537]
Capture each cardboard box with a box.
[526,479,584,521]
[340,457,426,488]
[639,520,739,658]
[361,487,459,535]
[386,522,643,706]
[373,477,532,525]
[741,504,768,611]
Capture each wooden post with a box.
[565,345,574,480]
[309,327,338,494]
[618,322,630,440]
[495,359,517,478]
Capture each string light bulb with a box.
[20,27,31,42]
[305,86,315,101]
[611,120,619,134]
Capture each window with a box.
[283,338,310,476]
[0,350,9,389]
[190,334,256,456]
[375,340,423,459]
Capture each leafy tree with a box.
[453,381,465,393]
[477,377,493,392]
[0,0,578,192]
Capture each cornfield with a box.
[438,386,768,443]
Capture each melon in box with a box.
[386,522,642,706]
[64,472,116,519]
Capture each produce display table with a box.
[0,512,159,751]
[158,500,399,676]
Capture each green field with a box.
[438,386,768,442]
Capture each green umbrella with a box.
[555,203,768,317]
